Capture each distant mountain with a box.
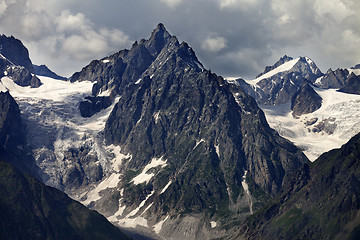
[227,56,360,161]
[338,73,360,95]
[33,64,67,80]
[255,55,293,78]
[237,132,360,240]
[229,56,323,105]
[314,65,360,90]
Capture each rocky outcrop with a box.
[237,132,360,240]
[79,96,112,117]
[5,65,41,87]
[291,83,322,117]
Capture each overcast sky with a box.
[0,0,359,78]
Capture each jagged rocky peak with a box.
[71,23,203,117]
[145,23,172,56]
[314,67,348,89]
[291,83,322,117]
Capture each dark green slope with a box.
[0,160,131,240]
[237,132,360,240]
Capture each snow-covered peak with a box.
[248,57,300,85]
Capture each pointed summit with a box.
[146,23,172,56]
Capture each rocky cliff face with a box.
[69,24,173,117]
[0,34,34,72]
[237,132,360,240]
[0,91,38,176]
[68,24,309,239]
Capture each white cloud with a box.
[0,1,132,76]
[219,0,261,10]
[313,0,354,23]
[56,10,92,34]
[201,34,227,52]
[159,0,183,8]
[0,1,8,16]
[0,0,359,78]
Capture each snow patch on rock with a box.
[131,156,167,185]
[153,216,169,234]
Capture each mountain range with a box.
[0,24,359,240]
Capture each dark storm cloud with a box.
[0,0,359,78]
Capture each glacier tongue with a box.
[1,76,122,192]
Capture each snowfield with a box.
[261,87,360,161]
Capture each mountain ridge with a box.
[236,131,360,240]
